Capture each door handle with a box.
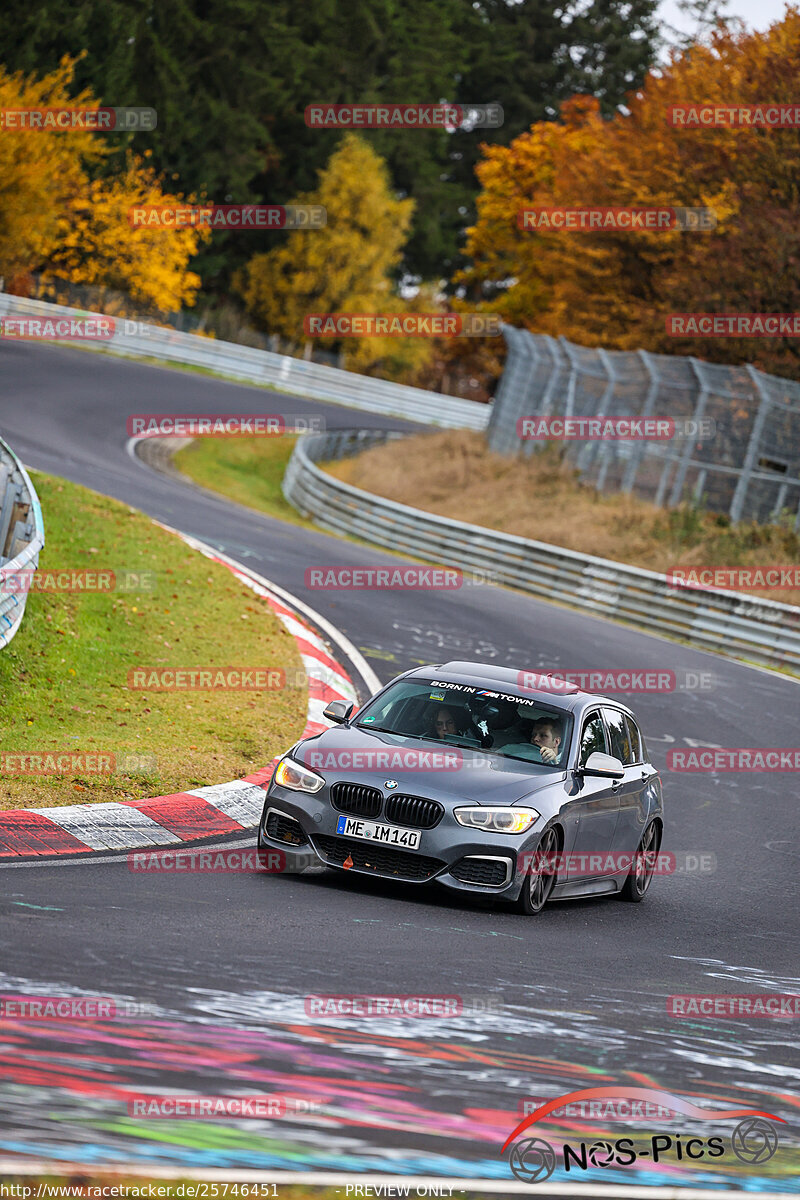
[611,777,623,790]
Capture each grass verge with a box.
[0,473,307,809]
[173,436,314,529]
[326,431,800,606]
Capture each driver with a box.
[530,717,564,764]
[501,715,564,764]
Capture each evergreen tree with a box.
[0,0,659,289]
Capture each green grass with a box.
[173,436,315,528]
[0,473,308,808]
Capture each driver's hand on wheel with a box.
[539,746,558,764]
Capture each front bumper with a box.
[259,783,542,900]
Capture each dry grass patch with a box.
[326,430,800,605]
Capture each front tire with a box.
[517,826,559,915]
[256,801,269,850]
[620,819,661,902]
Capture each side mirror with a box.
[323,700,354,725]
[578,751,625,780]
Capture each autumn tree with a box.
[0,0,660,287]
[0,57,98,286]
[46,155,208,315]
[237,134,433,377]
[0,58,208,313]
[458,9,800,377]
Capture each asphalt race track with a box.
[1,340,798,1189]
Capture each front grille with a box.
[314,834,444,882]
[384,793,444,829]
[451,856,510,887]
[265,811,308,846]
[330,782,383,818]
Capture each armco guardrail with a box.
[0,294,489,431]
[0,435,45,649]
[283,429,800,674]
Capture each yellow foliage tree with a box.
[0,57,98,283]
[238,133,432,377]
[46,155,208,314]
[0,57,207,313]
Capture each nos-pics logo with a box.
[503,1087,783,1184]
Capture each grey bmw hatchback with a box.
[257,660,664,914]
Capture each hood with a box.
[292,724,565,805]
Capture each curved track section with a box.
[0,341,798,1190]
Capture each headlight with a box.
[454,806,540,833]
[274,757,325,793]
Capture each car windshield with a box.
[354,676,572,768]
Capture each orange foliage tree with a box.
[0,57,207,313]
[458,9,800,377]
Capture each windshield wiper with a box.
[355,724,408,736]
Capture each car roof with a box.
[405,660,636,718]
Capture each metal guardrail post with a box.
[487,326,537,455]
[590,349,618,488]
[729,367,772,523]
[538,335,568,415]
[668,358,708,507]
[559,337,579,420]
[621,350,659,493]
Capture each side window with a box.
[602,707,635,766]
[579,712,607,766]
[625,715,643,764]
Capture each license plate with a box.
[336,815,421,849]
